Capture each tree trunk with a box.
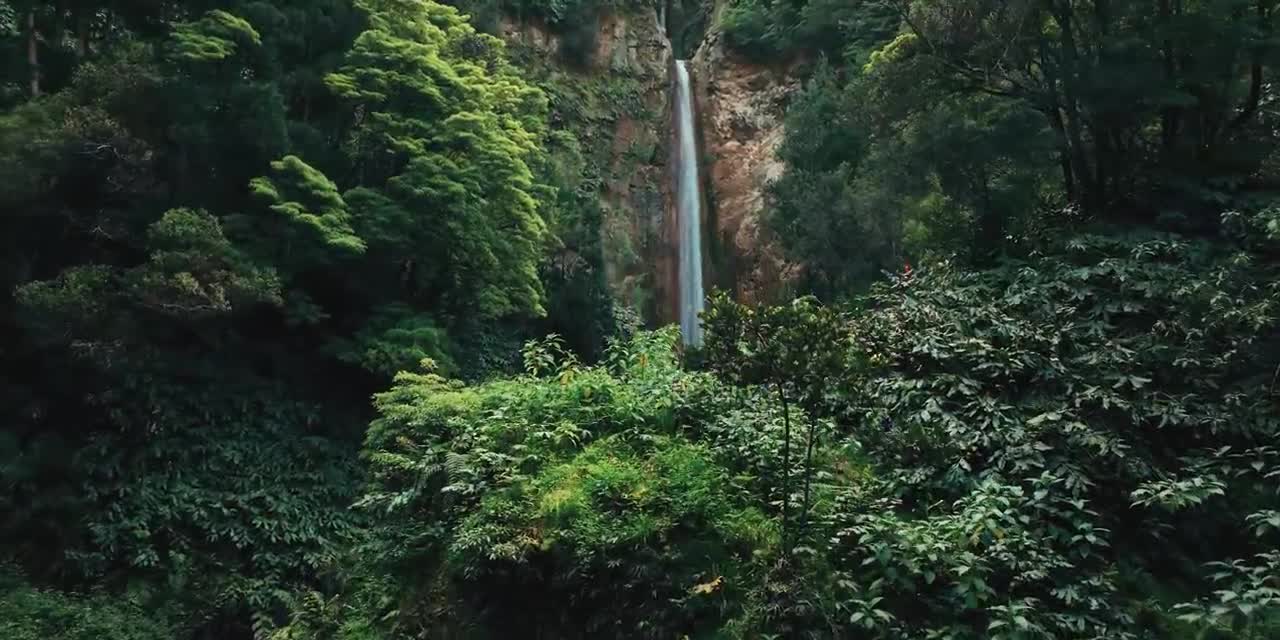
[1040,38,1077,200]
[798,417,818,533]
[1094,0,1111,34]
[1228,0,1268,131]
[1095,126,1112,208]
[27,9,40,97]
[1230,61,1264,130]
[77,8,92,59]
[1051,4,1097,212]
[977,169,1004,256]
[1158,0,1181,157]
[1056,142,1076,200]
[776,383,791,548]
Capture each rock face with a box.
[498,10,677,323]
[496,3,800,321]
[691,10,801,305]
[595,12,672,76]
[591,12,679,323]
[497,11,671,74]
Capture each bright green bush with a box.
[451,436,779,636]
[269,330,788,638]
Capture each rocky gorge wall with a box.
[493,1,800,325]
[691,1,801,306]
[497,8,677,322]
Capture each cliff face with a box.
[691,8,800,305]
[497,11,670,76]
[496,3,799,322]
[499,10,677,324]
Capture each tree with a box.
[887,0,1280,220]
[245,154,366,273]
[702,292,848,545]
[328,0,550,320]
[0,2,564,635]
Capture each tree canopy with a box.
[3,1,1280,638]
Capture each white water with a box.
[674,60,705,347]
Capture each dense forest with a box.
[2,0,1279,638]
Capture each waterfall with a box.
[674,60,705,347]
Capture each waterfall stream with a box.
[674,60,705,346]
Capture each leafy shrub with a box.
[0,569,173,640]
[830,228,1280,636]
[273,223,1280,639]
[451,436,778,637]
[272,330,789,638]
[63,383,363,634]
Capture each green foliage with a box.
[722,0,899,63]
[170,10,263,63]
[247,155,366,267]
[702,293,849,545]
[765,52,1057,296]
[300,220,1280,637]
[68,386,364,629]
[853,231,1278,497]
[273,330,788,638]
[451,436,778,637]
[833,475,1130,638]
[450,0,660,63]
[750,0,1280,301]
[136,208,286,316]
[331,303,458,377]
[1175,551,1280,638]
[1,1,586,637]
[9,1,1280,639]
[17,208,282,336]
[453,0,654,29]
[328,0,550,319]
[0,569,173,640]
[18,208,282,345]
[830,228,1280,636]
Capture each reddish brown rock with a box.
[691,18,802,305]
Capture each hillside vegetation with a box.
[2,1,1279,638]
